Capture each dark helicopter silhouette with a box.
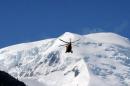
[59,38,80,53]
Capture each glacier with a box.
[0,32,130,86]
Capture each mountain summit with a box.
[0,32,130,86]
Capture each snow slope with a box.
[0,32,130,86]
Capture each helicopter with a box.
[59,38,80,53]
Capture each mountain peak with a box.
[0,32,130,86]
[59,32,81,42]
[64,32,74,35]
[62,32,80,37]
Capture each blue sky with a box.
[0,0,130,48]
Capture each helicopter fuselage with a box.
[59,38,79,53]
[66,43,73,53]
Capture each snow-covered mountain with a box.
[0,32,130,86]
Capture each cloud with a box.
[114,21,129,33]
[81,27,105,34]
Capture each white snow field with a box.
[0,32,130,86]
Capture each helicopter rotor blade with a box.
[72,44,79,47]
[59,44,67,47]
[59,39,69,43]
[71,39,80,43]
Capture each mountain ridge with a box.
[1,32,129,51]
[0,32,130,86]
